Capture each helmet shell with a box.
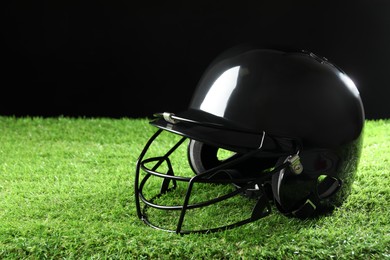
[186,48,364,149]
[149,46,365,219]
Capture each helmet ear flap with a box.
[272,156,316,216]
[272,152,343,218]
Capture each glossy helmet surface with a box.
[135,46,364,234]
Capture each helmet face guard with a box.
[134,47,364,234]
[135,127,300,234]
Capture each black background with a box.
[3,0,390,119]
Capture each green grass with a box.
[0,116,389,259]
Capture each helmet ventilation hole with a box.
[317,174,327,184]
[317,174,341,199]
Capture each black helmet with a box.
[135,46,365,234]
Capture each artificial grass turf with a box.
[0,116,388,259]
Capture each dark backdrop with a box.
[3,0,390,119]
